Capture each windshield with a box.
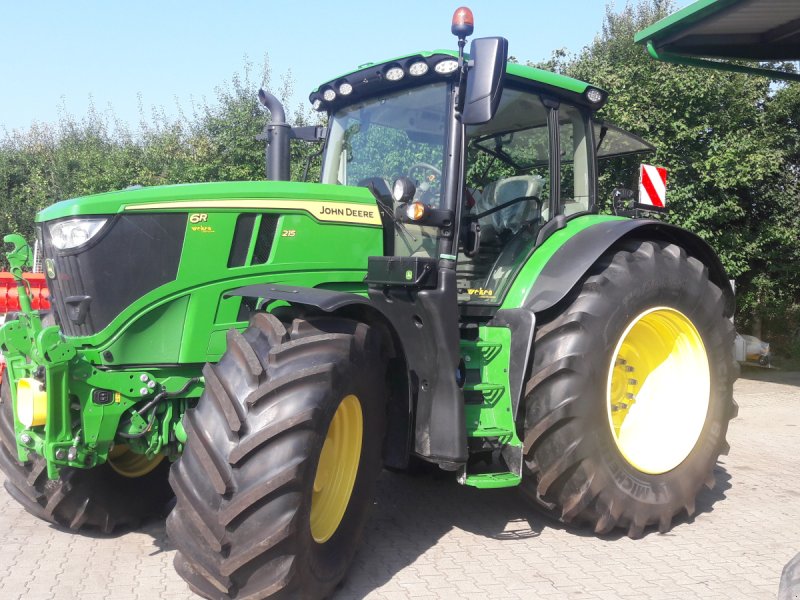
[321,83,449,207]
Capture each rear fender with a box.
[520,219,734,316]
[494,219,734,416]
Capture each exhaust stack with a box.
[258,89,291,182]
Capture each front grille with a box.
[42,214,186,337]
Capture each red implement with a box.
[0,273,50,314]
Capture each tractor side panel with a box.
[69,209,382,367]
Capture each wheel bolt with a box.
[139,387,148,396]
[67,447,78,461]
[20,433,32,445]
[628,379,638,386]
[140,374,149,382]
[147,380,156,389]
[55,449,66,460]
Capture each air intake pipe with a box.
[258,89,291,182]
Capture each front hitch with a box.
[1,235,201,479]
[2,234,76,476]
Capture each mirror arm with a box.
[456,38,468,116]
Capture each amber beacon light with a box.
[451,6,474,38]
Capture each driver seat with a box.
[478,175,543,241]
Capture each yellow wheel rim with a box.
[607,307,710,474]
[310,394,363,544]
[107,445,164,478]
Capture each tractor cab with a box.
[307,52,618,307]
[302,30,654,315]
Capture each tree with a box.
[0,55,323,269]
[540,0,800,347]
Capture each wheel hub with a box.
[107,445,164,478]
[310,394,363,543]
[607,307,710,474]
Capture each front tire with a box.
[167,313,387,600]
[520,239,737,538]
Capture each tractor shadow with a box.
[40,495,177,551]
[110,463,731,597]
[334,468,545,598]
[333,463,732,598]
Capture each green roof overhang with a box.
[635,0,800,80]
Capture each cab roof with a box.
[310,49,606,114]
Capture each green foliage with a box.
[0,56,321,268]
[534,0,800,348]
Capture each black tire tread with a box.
[520,239,737,538]
[168,313,386,600]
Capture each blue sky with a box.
[0,1,693,132]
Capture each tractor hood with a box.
[31,180,383,363]
[36,181,381,227]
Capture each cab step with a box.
[463,471,522,489]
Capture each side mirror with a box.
[462,36,508,125]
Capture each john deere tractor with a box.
[0,8,737,599]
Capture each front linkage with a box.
[0,235,202,480]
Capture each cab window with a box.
[458,88,592,305]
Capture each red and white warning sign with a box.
[638,164,667,208]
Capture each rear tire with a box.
[0,371,172,533]
[167,313,387,599]
[520,239,737,538]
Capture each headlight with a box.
[392,176,417,203]
[48,218,108,250]
[385,66,405,81]
[409,61,429,76]
[585,87,604,104]
[434,59,459,75]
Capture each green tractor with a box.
[0,8,737,599]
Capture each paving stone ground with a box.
[1,369,798,600]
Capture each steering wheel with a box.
[406,163,442,203]
[407,162,442,180]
